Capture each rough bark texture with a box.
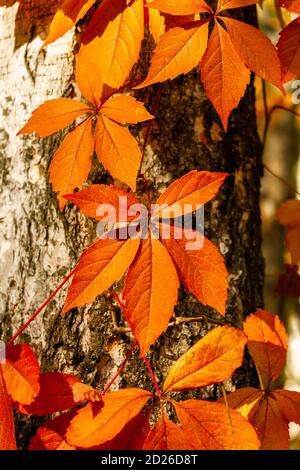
[0,2,264,448]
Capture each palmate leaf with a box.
[64,170,228,354]
[221,310,300,449]
[18,50,153,204]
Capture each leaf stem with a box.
[101,341,137,396]
[7,269,75,348]
[110,291,161,396]
[142,354,161,397]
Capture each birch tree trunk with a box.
[0,2,264,447]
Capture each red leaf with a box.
[200,22,250,130]
[0,368,17,450]
[243,309,288,387]
[2,344,40,405]
[18,372,101,415]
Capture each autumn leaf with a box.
[62,236,141,313]
[91,412,151,450]
[173,399,260,450]
[251,394,289,450]
[219,387,262,418]
[156,170,228,218]
[49,118,94,209]
[143,412,194,450]
[221,17,283,91]
[17,99,92,138]
[277,18,300,83]
[29,411,77,450]
[18,51,153,204]
[0,368,17,450]
[217,0,259,11]
[135,21,209,88]
[64,184,139,222]
[275,264,300,299]
[66,388,153,448]
[18,372,101,415]
[277,200,300,264]
[221,311,300,449]
[123,238,179,357]
[273,390,300,426]
[75,50,103,108]
[147,0,212,15]
[81,0,144,88]
[201,22,250,130]
[101,94,154,124]
[44,0,97,46]
[163,325,246,393]
[161,225,228,315]
[243,309,288,387]
[147,1,166,43]
[1,344,40,406]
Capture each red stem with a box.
[7,269,75,348]
[101,341,137,396]
[110,291,161,396]
[142,355,161,397]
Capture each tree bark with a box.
[0,2,264,448]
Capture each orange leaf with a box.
[276,199,300,225]
[277,19,300,83]
[219,387,263,418]
[101,95,154,124]
[251,394,289,450]
[143,412,195,450]
[29,411,77,450]
[135,21,209,88]
[62,237,140,313]
[49,118,94,210]
[156,170,228,218]
[0,368,16,450]
[44,0,97,46]
[174,399,260,450]
[147,0,212,15]
[163,325,246,393]
[66,388,153,448]
[200,22,250,130]
[276,200,300,263]
[123,239,179,356]
[95,114,141,191]
[161,226,228,314]
[273,389,300,426]
[81,0,144,88]
[91,412,150,450]
[147,2,166,44]
[221,17,283,91]
[17,98,92,137]
[286,226,300,265]
[243,309,288,387]
[64,184,139,222]
[75,50,103,108]
[2,344,40,405]
[217,0,259,11]
[18,372,101,415]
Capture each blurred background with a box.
[257,0,300,449]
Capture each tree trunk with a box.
[0,2,264,448]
